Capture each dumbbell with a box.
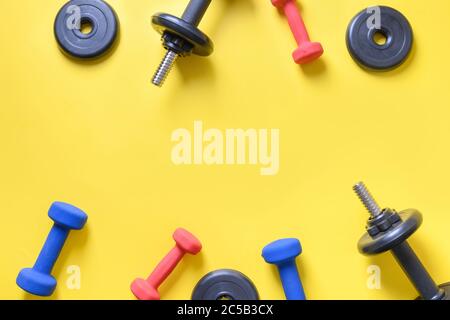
[131,228,202,300]
[262,238,306,300]
[151,0,214,87]
[353,182,450,300]
[271,0,323,64]
[16,202,88,296]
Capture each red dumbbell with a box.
[272,0,323,64]
[131,228,202,300]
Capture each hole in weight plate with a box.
[80,18,93,35]
[373,31,387,46]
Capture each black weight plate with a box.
[152,13,213,56]
[54,0,118,59]
[346,6,413,70]
[440,283,450,300]
[192,269,259,300]
[358,209,422,255]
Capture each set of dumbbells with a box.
[150,0,324,87]
[55,0,414,87]
[14,204,305,300]
[15,201,301,300]
[17,180,450,299]
[18,0,440,300]
[130,231,306,300]
[53,0,325,87]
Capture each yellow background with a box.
[1,0,450,300]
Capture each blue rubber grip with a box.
[16,202,88,296]
[262,238,306,300]
[278,262,306,300]
[33,225,69,274]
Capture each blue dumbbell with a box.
[262,238,306,300]
[16,202,88,296]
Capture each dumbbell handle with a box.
[146,246,185,289]
[391,242,444,300]
[278,262,306,300]
[182,0,212,27]
[33,225,69,274]
[279,0,311,45]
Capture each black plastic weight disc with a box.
[54,0,118,59]
[192,269,259,300]
[346,6,413,70]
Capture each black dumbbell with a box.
[151,0,214,87]
[353,182,450,300]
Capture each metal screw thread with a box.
[353,182,382,217]
[152,50,178,87]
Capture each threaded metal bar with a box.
[353,182,382,217]
[152,50,178,87]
